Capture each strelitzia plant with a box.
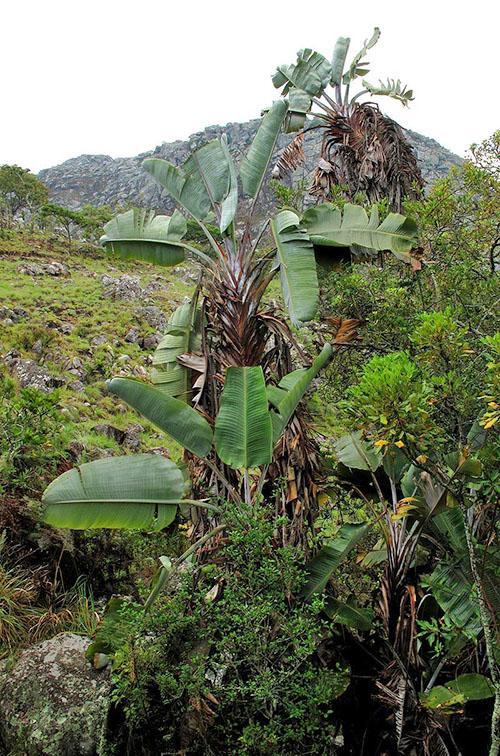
[42,84,418,565]
[271,28,424,210]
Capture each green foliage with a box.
[116,505,349,754]
[0,380,67,495]
[341,351,438,450]
[0,165,48,224]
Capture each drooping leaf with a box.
[424,558,482,636]
[334,431,381,472]
[107,378,212,458]
[446,673,496,700]
[269,344,333,441]
[343,27,381,84]
[273,49,332,97]
[270,210,319,327]
[331,37,351,86]
[152,300,201,401]
[100,208,186,266]
[143,138,234,231]
[420,674,495,711]
[285,88,312,133]
[42,455,185,530]
[214,366,273,469]
[302,203,418,262]
[240,100,288,198]
[324,597,374,631]
[301,522,370,600]
[362,78,414,106]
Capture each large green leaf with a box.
[334,431,381,472]
[424,558,482,636]
[420,674,495,711]
[42,455,184,530]
[302,203,418,261]
[330,37,351,86]
[269,344,333,441]
[286,88,312,132]
[362,78,414,106]
[301,522,370,600]
[271,210,319,327]
[240,100,288,198]
[143,138,235,231]
[343,27,380,84]
[107,378,212,458]
[273,49,332,97]
[152,300,201,401]
[100,208,187,266]
[324,597,374,631]
[214,366,273,469]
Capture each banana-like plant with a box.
[42,94,417,559]
[271,28,424,210]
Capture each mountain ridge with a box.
[38,118,463,212]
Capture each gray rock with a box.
[124,326,140,343]
[11,359,55,392]
[140,333,159,350]
[19,261,69,277]
[0,633,111,756]
[0,306,28,322]
[91,335,107,347]
[69,380,86,393]
[59,322,74,334]
[101,274,143,301]
[135,304,166,331]
[38,120,462,213]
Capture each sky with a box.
[2,0,498,173]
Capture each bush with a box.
[114,504,348,755]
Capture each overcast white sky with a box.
[2,0,498,172]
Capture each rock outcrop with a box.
[0,633,111,755]
[39,120,462,213]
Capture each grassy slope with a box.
[0,230,197,460]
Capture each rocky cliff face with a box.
[39,119,462,212]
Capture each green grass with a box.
[0,229,195,460]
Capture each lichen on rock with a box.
[0,634,111,755]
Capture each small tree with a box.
[0,165,48,226]
[40,203,83,248]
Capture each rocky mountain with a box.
[39,119,462,212]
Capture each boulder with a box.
[11,359,57,392]
[0,633,111,755]
[101,274,143,301]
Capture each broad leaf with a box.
[334,431,381,472]
[420,674,495,711]
[143,138,235,231]
[301,522,370,600]
[214,366,273,469]
[42,454,184,530]
[324,597,374,631]
[107,378,212,458]
[362,78,414,106]
[270,344,333,441]
[302,204,418,262]
[271,210,319,327]
[343,27,380,84]
[240,100,288,198]
[424,558,482,636]
[152,300,201,401]
[285,88,312,133]
[273,49,332,97]
[100,208,186,266]
[331,37,351,86]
